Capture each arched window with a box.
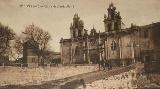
[111,41,117,50]
[73,30,76,37]
[78,29,82,36]
[114,22,118,30]
[108,23,112,31]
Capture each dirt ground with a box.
[0,66,98,86]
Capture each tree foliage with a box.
[16,24,52,63]
[10,36,23,60]
[0,23,15,57]
[23,24,51,51]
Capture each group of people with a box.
[98,59,112,71]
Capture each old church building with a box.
[60,3,160,67]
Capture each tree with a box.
[21,24,51,64]
[10,36,23,61]
[0,23,15,58]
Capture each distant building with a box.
[42,51,61,64]
[23,39,39,67]
[60,3,160,68]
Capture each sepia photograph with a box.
[0,0,160,89]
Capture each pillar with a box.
[70,40,73,64]
[75,28,78,37]
[119,37,123,66]
[60,38,64,65]
[86,37,90,63]
[98,34,102,61]
[83,52,86,63]
[104,39,108,61]
[111,21,114,31]
[83,41,86,63]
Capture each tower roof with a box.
[109,2,114,7]
[90,26,97,36]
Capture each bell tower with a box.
[104,3,122,32]
[70,14,84,38]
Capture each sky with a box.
[0,0,160,52]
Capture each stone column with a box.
[111,21,114,31]
[75,28,78,37]
[131,42,136,64]
[83,41,86,63]
[98,34,102,61]
[119,37,123,66]
[70,40,73,64]
[60,38,64,65]
[86,37,90,64]
[104,39,108,61]
[83,52,86,63]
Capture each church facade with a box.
[60,3,160,66]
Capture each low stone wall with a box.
[0,64,137,89]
